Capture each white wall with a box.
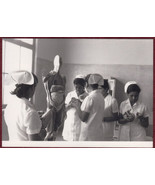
[34,38,153,129]
[37,39,153,65]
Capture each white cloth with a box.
[102,94,118,140]
[119,99,149,141]
[4,96,42,141]
[62,90,87,141]
[79,90,105,141]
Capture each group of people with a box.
[4,70,149,142]
[62,74,149,141]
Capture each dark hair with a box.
[101,79,109,90]
[127,84,141,94]
[11,73,38,98]
[73,78,86,87]
[90,84,98,90]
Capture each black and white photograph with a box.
[2,38,153,147]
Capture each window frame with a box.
[2,38,36,107]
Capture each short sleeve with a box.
[119,102,124,114]
[142,105,149,118]
[65,92,72,104]
[111,98,119,113]
[25,110,42,135]
[81,96,93,113]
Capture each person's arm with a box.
[72,99,90,122]
[137,115,149,128]
[76,105,90,122]
[28,134,42,141]
[103,112,119,122]
[118,112,135,124]
[40,108,53,129]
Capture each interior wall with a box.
[34,38,153,124]
[37,39,153,65]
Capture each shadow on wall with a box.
[114,79,125,106]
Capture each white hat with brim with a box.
[5,70,34,86]
[88,74,104,86]
[124,81,137,93]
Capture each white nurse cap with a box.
[75,74,85,79]
[88,74,104,86]
[5,70,34,85]
[124,81,137,93]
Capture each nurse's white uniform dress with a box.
[119,99,149,141]
[79,90,105,141]
[4,96,42,141]
[62,90,87,141]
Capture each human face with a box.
[100,87,108,97]
[127,91,139,106]
[74,84,85,96]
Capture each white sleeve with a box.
[119,102,124,114]
[81,96,93,113]
[65,92,72,105]
[25,110,42,135]
[142,105,149,118]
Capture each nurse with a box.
[62,75,88,141]
[72,74,105,141]
[118,81,149,141]
[4,70,53,141]
[100,79,119,141]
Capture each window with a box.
[2,38,35,106]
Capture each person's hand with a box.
[70,98,81,108]
[127,114,135,122]
[136,112,146,124]
[123,111,135,122]
[38,110,45,118]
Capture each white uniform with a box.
[4,96,42,141]
[119,99,149,141]
[62,90,87,141]
[79,90,105,141]
[102,94,118,141]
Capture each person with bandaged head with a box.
[118,81,149,141]
[71,73,105,141]
[4,70,53,141]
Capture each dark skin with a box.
[118,91,149,128]
[66,83,85,112]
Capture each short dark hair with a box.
[127,84,141,94]
[11,73,38,98]
[101,79,109,90]
[90,84,98,90]
[73,78,86,87]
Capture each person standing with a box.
[100,79,119,141]
[62,75,88,141]
[72,74,105,141]
[4,70,52,141]
[118,81,149,141]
